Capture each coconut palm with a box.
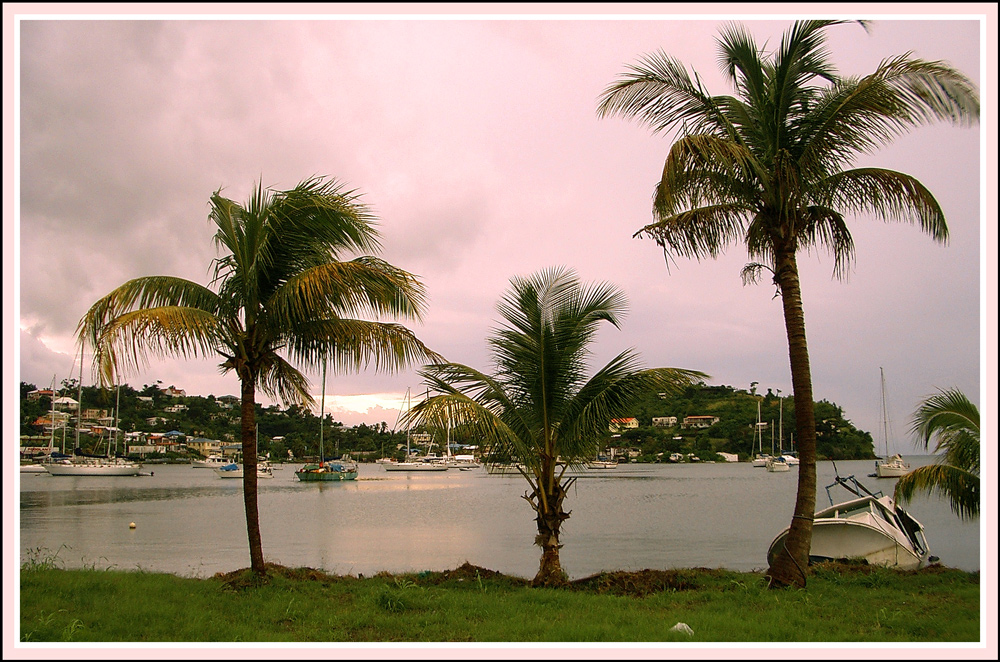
[77,176,441,575]
[895,388,980,520]
[597,20,979,587]
[406,267,705,586]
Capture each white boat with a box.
[46,458,143,476]
[46,365,142,477]
[765,455,791,472]
[214,462,273,479]
[586,458,618,469]
[750,399,770,466]
[876,453,910,478]
[192,454,230,468]
[873,368,911,478]
[780,454,800,466]
[20,463,49,473]
[384,388,450,472]
[767,472,935,570]
[294,361,359,483]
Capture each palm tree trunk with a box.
[767,248,817,589]
[240,376,265,575]
[530,463,571,587]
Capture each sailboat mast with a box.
[48,375,57,453]
[113,383,121,457]
[319,359,326,464]
[880,366,890,457]
[76,348,83,451]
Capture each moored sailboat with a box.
[295,358,358,481]
[873,368,911,478]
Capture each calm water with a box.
[18,456,979,579]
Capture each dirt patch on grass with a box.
[570,568,734,597]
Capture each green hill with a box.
[609,382,876,462]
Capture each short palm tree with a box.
[77,176,441,575]
[406,267,704,586]
[597,20,979,587]
[895,388,979,520]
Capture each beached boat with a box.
[767,472,936,570]
[873,368,911,478]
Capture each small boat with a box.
[765,455,791,472]
[295,458,358,481]
[767,471,936,570]
[214,462,273,479]
[294,359,357,482]
[750,399,770,466]
[780,454,800,466]
[873,368,911,478]
[20,462,49,473]
[192,454,230,468]
[383,388,449,472]
[586,456,618,469]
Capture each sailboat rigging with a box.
[295,357,358,481]
[873,367,910,478]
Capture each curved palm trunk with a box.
[767,249,817,588]
[240,376,265,575]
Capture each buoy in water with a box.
[129,522,136,529]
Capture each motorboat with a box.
[586,457,618,469]
[214,462,273,479]
[780,454,800,466]
[192,454,230,468]
[766,472,936,570]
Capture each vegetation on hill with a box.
[20,379,875,462]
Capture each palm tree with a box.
[894,388,979,520]
[406,267,705,586]
[77,176,441,576]
[597,20,979,587]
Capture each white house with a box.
[652,416,677,428]
[681,415,720,429]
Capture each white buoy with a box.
[129,522,136,529]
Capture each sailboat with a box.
[383,388,447,472]
[776,392,799,465]
[295,358,358,481]
[751,399,770,467]
[874,367,910,478]
[765,420,791,472]
[46,356,142,476]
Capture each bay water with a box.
[18,456,979,579]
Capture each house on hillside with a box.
[652,416,678,428]
[609,417,639,432]
[681,415,720,429]
[159,385,187,397]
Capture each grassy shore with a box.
[19,559,979,643]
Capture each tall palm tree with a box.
[406,267,704,586]
[77,176,441,576]
[895,388,979,520]
[597,20,979,587]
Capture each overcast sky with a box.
[8,6,995,455]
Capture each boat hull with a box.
[383,462,448,471]
[295,463,357,481]
[875,456,910,478]
[768,519,922,570]
[46,461,142,476]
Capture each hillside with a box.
[19,380,876,462]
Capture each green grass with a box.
[19,553,980,643]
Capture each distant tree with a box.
[895,388,979,520]
[407,267,704,586]
[78,176,440,576]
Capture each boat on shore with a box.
[767,471,935,570]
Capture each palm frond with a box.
[816,168,948,243]
[894,463,979,521]
[288,318,443,375]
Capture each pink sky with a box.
[8,5,995,451]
